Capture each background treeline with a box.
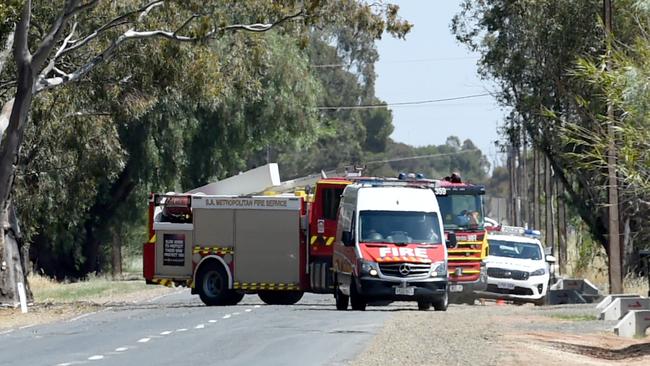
[455,0,650,282]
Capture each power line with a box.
[364,149,481,166]
[316,93,492,110]
[311,56,478,68]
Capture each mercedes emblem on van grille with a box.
[399,263,411,276]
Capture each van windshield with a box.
[488,239,542,260]
[359,211,442,245]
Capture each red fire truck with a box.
[143,176,452,309]
[434,173,488,304]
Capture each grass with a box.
[623,275,649,297]
[29,274,157,303]
[548,313,598,322]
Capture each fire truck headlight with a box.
[530,268,546,276]
[430,262,447,277]
[369,269,378,277]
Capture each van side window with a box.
[322,188,344,220]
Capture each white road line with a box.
[115,347,128,352]
[245,309,252,312]
[195,324,205,329]
[160,331,172,335]
[68,307,110,323]
[56,363,72,366]
[176,328,188,332]
[88,355,104,360]
[208,320,217,323]
[222,314,231,319]
[0,329,15,335]
[232,312,241,316]
[254,305,261,308]
[137,338,151,343]
[19,324,36,330]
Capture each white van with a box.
[332,180,454,311]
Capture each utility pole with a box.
[604,0,622,293]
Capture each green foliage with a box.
[1,0,413,278]
[453,0,650,273]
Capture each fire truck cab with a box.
[434,173,489,304]
[332,179,453,311]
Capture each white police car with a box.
[482,226,555,305]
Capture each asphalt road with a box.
[0,292,400,366]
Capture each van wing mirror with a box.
[342,230,355,247]
[545,255,556,263]
[446,232,457,249]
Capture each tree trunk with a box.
[556,180,567,275]
[507,147,514,225]
[0,201,32,305]
[521,132,529,227]
[0,62,35,304]
[83,161,135,275]
[544,156,555,252]
[533,148,541,230]
[622,216,633,276]
[111,226,122,280]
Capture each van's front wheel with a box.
[432,291,449,311]
[350,278,367,311]
[417,300,431,311]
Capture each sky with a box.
[374,0,507,168]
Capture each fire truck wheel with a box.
[432,291,449,311]
[258,291,304,305]
[350,278,366,311]
[197,262,230,306]
[335,287,349,310]
[417,300,431,311]
[224,291,245,306]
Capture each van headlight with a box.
[530,268,546,276]
[359,260,379,277]
[430,261,447,277]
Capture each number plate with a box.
[497,282,515,290]
[395,286,415,296]
[449,284,463,292]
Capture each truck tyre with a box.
[224,291,245,306]
[335,287,349,310]
[417,300,431,311]
[350,278,366,311]
[432,291,449,311]
[258,291,304,305]
[197,262,230,306]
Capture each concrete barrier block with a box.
[580,279,600,296]
[550,279,601,301]
[597,294,641,310]
[548,289,586,305]
[614,310,650,338]
[599,297,650,321]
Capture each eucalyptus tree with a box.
[0,0,411,304]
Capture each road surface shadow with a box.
[545,340,650,360]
